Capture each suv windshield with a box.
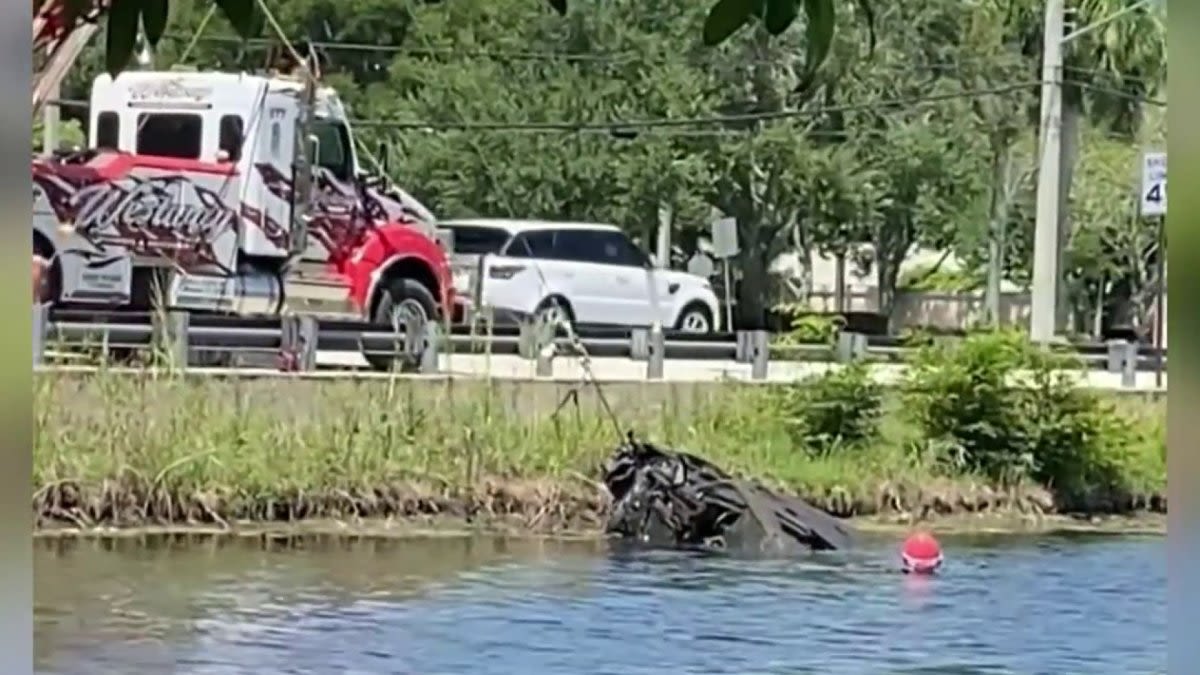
[446,225,513,255]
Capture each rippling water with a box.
[35,532,1164,674]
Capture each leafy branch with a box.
[40,0,872,81]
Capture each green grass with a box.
[32,371,1166,530]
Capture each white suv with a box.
[443,219,721,333]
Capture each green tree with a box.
[41,0,856,81]
[1054,0,1166,329]
[817,0,993,317]
[33,118,87,151]
[1062,121,1164,339]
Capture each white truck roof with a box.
[90,70,350,119]
[440,218,622,235]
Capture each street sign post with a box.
[711,216,739,331]
[1140,151,1166,217]
[1139,150,1166,387]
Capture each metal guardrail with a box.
[32,306,1166,385]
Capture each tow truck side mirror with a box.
[306,134,320,177]
[377,140,390,176]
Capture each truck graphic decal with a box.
[33,167,238,273]
[250,162,433,260]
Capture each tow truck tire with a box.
[32,235,58,305]
[364,277,440,372]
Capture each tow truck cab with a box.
[33,69,453,330]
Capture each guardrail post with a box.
[1121,341,1138,389]
[750,329,769,380]
[647,324,665,380]
[279,315,318,372]
[734,331,751,363]
[630,327,650,360]
[419,322,440,374]
[836,331,867,363]
[152,310,189,370]
[534,338,553,377]
[32,303,47,365]
[1105,339,1125,373]
[518,319,537,360]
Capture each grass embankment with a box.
[34,342,1166,536]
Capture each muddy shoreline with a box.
[33,478,1167,540]
[32,511,1166,541]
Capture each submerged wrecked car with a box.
[602,436,856,555]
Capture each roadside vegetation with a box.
[33,333,1165,533]
[53,0,1165,335]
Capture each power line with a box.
[166,33,1164,87]
[1065,79,1166,107]
[1062,64,1165,86]
[348,82,1043,132]
[45,82,1043,136]
[155,30,1168,101]
[159,32,648,63]
[154,31,1084,76]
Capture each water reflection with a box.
[35,533,1165,674]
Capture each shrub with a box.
[1019,368,1152,509]
[775,312,845,346]
[903,331,1036,479]
[781,361,883,452]
[902,330,1157,507]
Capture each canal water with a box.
[35,532,1164,674]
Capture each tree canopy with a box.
[46,0,1166,333]
[44,0,858,81]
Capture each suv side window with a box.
[505,230,556,258]
[551,230,594,263]
[563,230,645,267]
[606,231,649,267]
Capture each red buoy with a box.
[901,531,943,574]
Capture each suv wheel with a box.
[534,299,573,331]
[675,304,714,334]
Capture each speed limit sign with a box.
[1140,151,1166,217]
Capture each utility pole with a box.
[1029,0,1065,344]
[655,204,672,269]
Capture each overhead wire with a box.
[158,32,1167,84]
[159,31,645,63]
[174,6,218,65]
[345,81,1042,133]
[47,77,1161,139]
[1062,78,1166,107]
[149,32,1169,125]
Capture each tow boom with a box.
[33,0,106,117]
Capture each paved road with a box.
[310,351,1167,392]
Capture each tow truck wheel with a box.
[365,277,440,372]
[32,236,58,305]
